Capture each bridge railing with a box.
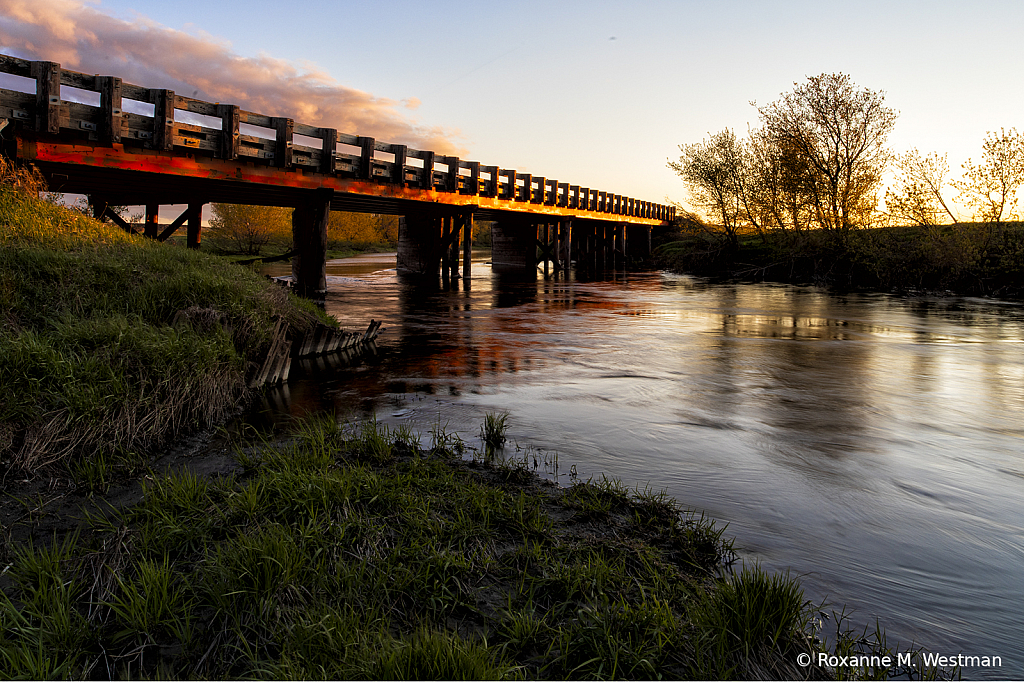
[0,54,674,221]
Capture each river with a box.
[260,251,1024,679]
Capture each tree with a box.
[885,149,959,228]
[328,212,399,245]
[668,129,754,247]
[953,128,1024,245]
[208,204,292,255]
[757,73,897,239]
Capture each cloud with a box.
[0,0,466,154]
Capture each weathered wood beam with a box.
[31,61,62,134]
[96,76,122,145]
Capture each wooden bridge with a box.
[0,54,673,297]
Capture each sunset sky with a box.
[1,0,1021,217]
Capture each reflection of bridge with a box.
[1,54,673,296]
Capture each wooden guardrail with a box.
[0,54,674,222]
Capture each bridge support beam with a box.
[186,203,203,250]
[291,188,333,299]
[491,220,538,276]
[397,213,442,277]
[625,224,651,260]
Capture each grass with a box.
[0,170,334,477]
[481,410,511,450]
[0,412,954,679]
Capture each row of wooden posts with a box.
[1,54,674,222]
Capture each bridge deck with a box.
[1,54,672,225]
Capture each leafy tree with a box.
[757,73,897,239]
[953,128,1024,245]
[328,212,398,245]
[208,204,292,255]
[668,129,754,248]
[885,149,959,228]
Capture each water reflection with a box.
[256,253,1024,679]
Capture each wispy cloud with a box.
[0,0,465,153]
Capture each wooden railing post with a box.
[503,170,516,200]
[466,161,480,195]
[320,128,337,174]
[272,117,294,168]
[421,151,435,189]
[147,89,175,151]
[216,104,240,160]
[357,136,375,179]
[482,165,498,197]
[444,156,460,192]
[518,173,531,202]
[30,61,62,134]
[96,76,123,145]
[531,176,545,204]
[392,144,407,185]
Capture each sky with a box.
[1,0,1022,217]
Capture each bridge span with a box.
[1,54,674,297]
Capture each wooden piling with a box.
[291,188,333,298]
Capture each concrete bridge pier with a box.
[491,220,538,277]
[291,187,333,299]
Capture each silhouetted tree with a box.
[757,73,897,240]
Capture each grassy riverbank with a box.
[1,171,951,680]
[0,174,332,479]
[654,221,1024,298]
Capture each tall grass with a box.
[0,174,332,475]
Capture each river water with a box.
[261,252,1024,678]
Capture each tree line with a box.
[670,73,1022,245]
[666,73,1023,294]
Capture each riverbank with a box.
[0,176,950,679]
[0,175,336,481]
[653,222,1024,298]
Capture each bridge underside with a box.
[10,133,663,297]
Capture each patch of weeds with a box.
[363,627,518,681]
[689,562,811,679]
[481,410,510,450]
[561,474,630,522]
[430,418,466,457]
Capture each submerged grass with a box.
[0,413,951,680]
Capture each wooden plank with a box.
[59,69,96,90]
[121,83,148,101]
[96,76,123,145]
[272,117,293,168]
[156,209,189,241]
[176,95,217,116]
[31,61,62,134]
[337,132,359,146]
[216,104,240,160]
[0,55,32,77]
[240,111,273,127]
